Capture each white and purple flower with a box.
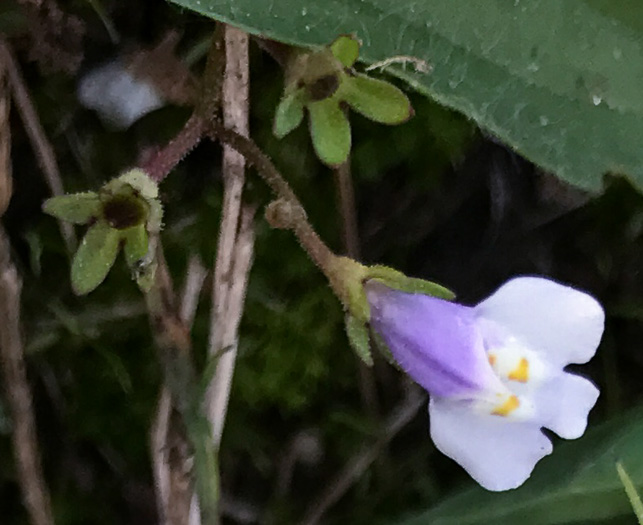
[365,276,604,491]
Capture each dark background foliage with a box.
[2,0,643,523]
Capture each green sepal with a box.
[71,222,120,295]
[134,258,157,292]
[103,168,159,200]
[133,237,158,293]
[342,73,412,124]
[345,314,373,366]
[396,276,455,299]
[121,169,163,233]
[119,168,159,199]
[370,328,395,366]
[330,35,360,68]
[308,97,351,166]
[42,192,101,224]
[122,224,149,268]
[366,265,455,300]
[145,198,164,235]
[327,256,371,321]
[122,224,157,292]
[273,89,305,139]
[100,169,162,234]
[285,48,342,90]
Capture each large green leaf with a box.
[169,0,643,191]
[399,407,643,525]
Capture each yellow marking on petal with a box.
[492,395,520,417]
[488,354,496,366]
[508,358,530,383]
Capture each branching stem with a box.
[207,123,337,274]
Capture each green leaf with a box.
[345,314,372,366]
[42,192,100,224]
[342,73,412,124]
[122,224,149,268]
[71,222,120,295]
[308,97,351,166]
[330,34,360,68]
[273,89,305,138]
[169,0,643,191]
[400,407,643,525]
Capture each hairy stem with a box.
[207,124,336,274]
[142,25,226,183]
[143,114,205,182]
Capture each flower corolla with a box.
[366,276,604,491]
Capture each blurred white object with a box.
[78,59,164,128]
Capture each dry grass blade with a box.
[152,253,208,525]
[149,247,196,525]
[0,231,56,525]
[300,386,426,525]
[0,50,11,215]
[0,46,54,525]
[0,37,75,252]
[206,25,253,448]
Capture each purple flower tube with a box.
[366,277,604,491]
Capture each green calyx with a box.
[325,255,372,366]
[325,255,370,321]
[43,168,163,295]
[328,257,455,322]
[101,192,149,230]
[273,34,413,167]
[364,265,455,300]
[326,255,454,366]
[345,313,373,366]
